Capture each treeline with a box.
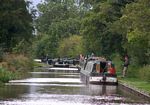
[34,0,150,81]
[0,0,34,82]
[0,0,33,53]
[0,0,149,82]
[35,0,150,66]
[34,0,83,58]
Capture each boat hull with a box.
[80,72,118,85]
[53,64,69,68]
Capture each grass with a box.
[119,77,150,95]
[111,54,150,95]
[34,62,51,67]
[120,65,150,94]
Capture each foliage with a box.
[0,1,34,83]
[57,35,84,57]
[124,64,150,83]
[33,34,57,58]
[126,65,140,78]
[12,39,32,56]
[35,0,83,58]
[111,54,123,75]
[119,0,150,65]
[0,0,33,52]
[1,54,33,72]
[0,67,15,83]
[34,0,150,84]
[81,1,124,57]
[36,0,79,34]
[138,65,150,82]
[0,53,33,82]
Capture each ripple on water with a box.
[0,94,149,105]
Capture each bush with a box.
[0,54,33,82]
[125,65,150,82]
[138,65,150,82]
[0,67,15,83]
[2,54,33,72]
[126,65,140,78]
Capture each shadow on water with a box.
[0,67,149,105]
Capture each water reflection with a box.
[0,68,149,105]
[87,85,117,96]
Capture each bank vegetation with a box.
[0,0,149,85]
[0,0,34,83]
[34,0,150,83]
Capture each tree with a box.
[0,0,33,52]
[119,0,150,65]
[81,1,124,57]
[35,0,83,57]
[57,35,84,57]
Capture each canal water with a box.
[0,67,149,105]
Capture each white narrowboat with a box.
[80,60,118,85]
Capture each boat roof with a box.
[86,60,107,65]
[87,57,107,62]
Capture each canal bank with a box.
[118,80,150,103]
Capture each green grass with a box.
[34,62,50,67]
[0,67,15,83]
[119,77,150,94]
[111,54,150,95]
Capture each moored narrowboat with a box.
[80,58,118,85]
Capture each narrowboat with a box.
[53,58,69,68]
[80,58,118,85]
[53,62,69,68]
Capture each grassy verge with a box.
[0,54,33,83]
[120,65,150,94]
[119,77,150,95]
[0,67,16,83]
[112,54,150,95]
[34,62,50,67]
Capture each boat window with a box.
[96,63,100,73]
[91,63,101,73]
[100,62,107,73]
[83,61,88,70]
[92,64,96,73]
[85,62,93,72]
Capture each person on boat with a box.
[79,54,84,61]
[107,63,116,75]
[104,62,116,75]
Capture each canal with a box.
[0,67,149,105]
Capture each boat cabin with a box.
[80,59,117,85]
[83,59,117,75]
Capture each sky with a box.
[27,0,44,7]
[32,0,43,6]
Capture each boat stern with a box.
[89,76,118,85]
